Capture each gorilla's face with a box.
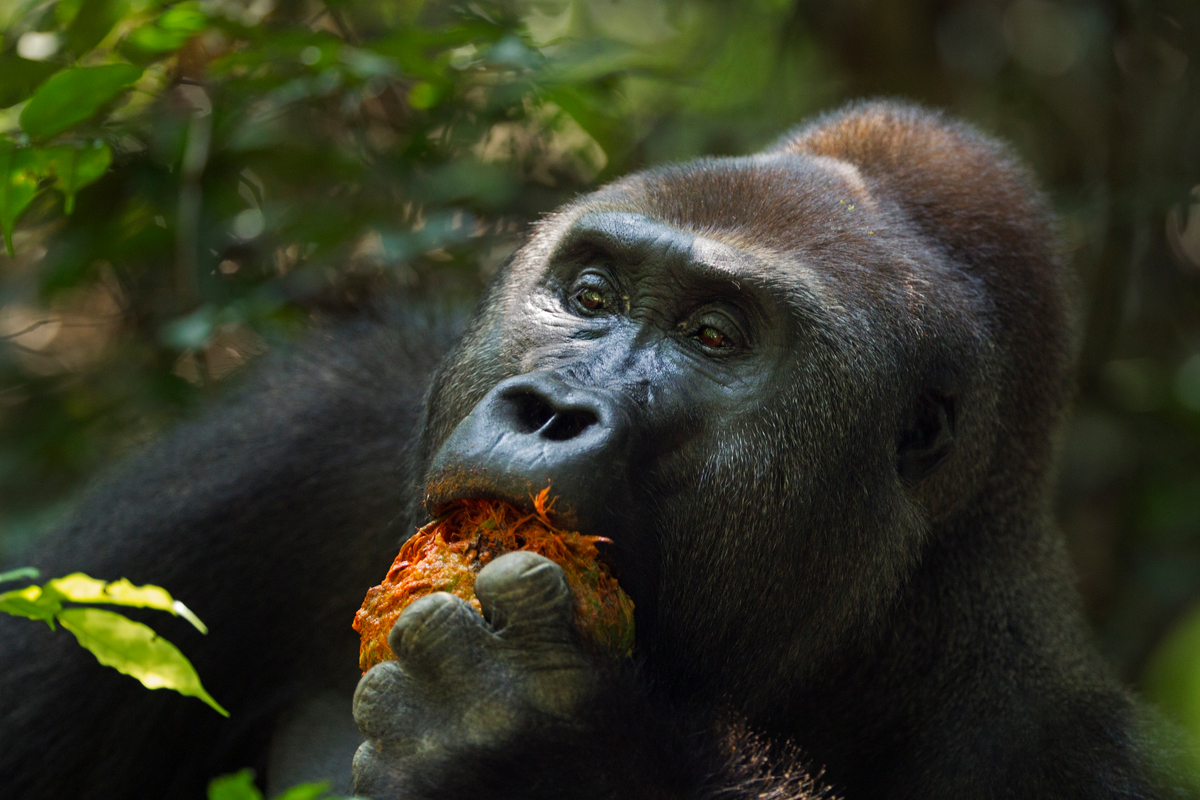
[417,153,972,716]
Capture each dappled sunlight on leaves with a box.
[58,606,227,715]
[0,569,224,714]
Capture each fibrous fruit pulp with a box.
[353,487,635,672]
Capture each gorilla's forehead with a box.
[507,150,936,323]
[629,151,879,242]
[557,210,781,282]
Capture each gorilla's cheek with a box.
[635,377,923,690]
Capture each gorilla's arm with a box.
[352,553,827,800]
[358,682,822,800]
[0,312,449,799]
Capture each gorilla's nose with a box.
[425,373,634,532]
[496,376,606,449]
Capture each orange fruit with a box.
[353,488,635,672]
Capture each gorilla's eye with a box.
[683,309,745,353]
[575,287,606,313]
[697,326,731,349]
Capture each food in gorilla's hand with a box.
[353,487,635,671]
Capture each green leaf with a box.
[0,583,62,625]
[0,55,61,109]
[19,64,143,141]
[0,140,111,249]
[1141,602,1200,792]
[123,2,208,60]
[42,143,113,213]
[45,571,208,633]
[208,769,263,800]
[0,144,52,256]
[272,781,332,800]
[63,0,132,58]
[56,0,86,27]
[206,771,341,800]
[160,2,207,31]
[407,81,440,110]
[123,25,193,58]
[57,607,229,716]
[0,567,40,584]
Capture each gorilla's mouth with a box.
[423,470,577,527]
[421,467,657,609]
[423,368,658,610]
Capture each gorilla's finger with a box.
[474,551,576,642]
[352,739,409,798]
[388,591,490,676]
[353,661,421,741]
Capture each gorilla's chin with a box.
[422,470,546,520]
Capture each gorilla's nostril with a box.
[509,391,557,434]
[541,408,598,442]
[504,388,600,441]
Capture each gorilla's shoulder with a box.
[233,301,468,406]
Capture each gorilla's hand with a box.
[351,550,599,797]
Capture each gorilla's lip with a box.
[422,467,646,599]
[423,469,578,529]
[422,469,645,606]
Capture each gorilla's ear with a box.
[897,390,955,486]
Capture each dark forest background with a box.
[1,0,1199,777]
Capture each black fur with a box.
[0,310,452,796]
[394,675,832,800]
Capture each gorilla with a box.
[0,100,1177,799]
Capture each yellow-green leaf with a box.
[272,780,332,799]
[42,143,113,213]
[46,572,208,633]
[0,144,52,256]
[407,82,440,110]
[123,2,208,60]
[57,607,228,716]
[207,769,336,800]
[19,64,143,141]
[1142,603,1200,790]
[56,0,86,27]
[208,768,263,800]
[0,583,61,625]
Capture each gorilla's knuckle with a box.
[352,662,407,735]
[389,591,480,661]
[475,552,570,612]
[472,561,576,642]
[351,740,405,797]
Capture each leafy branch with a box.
[0,0,209,255]
[208,768,360,800]
[0,567,226,715]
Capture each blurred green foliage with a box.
[0,0,1199,770]
[208,767,349,799]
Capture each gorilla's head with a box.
[411,101,1074,722]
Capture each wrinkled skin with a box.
[352,552,596,797]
